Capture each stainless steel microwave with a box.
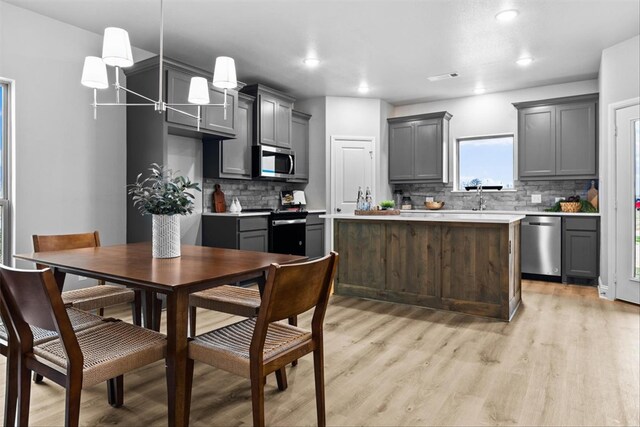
[252,145,295,179]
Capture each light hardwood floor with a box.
[1,280,638,426]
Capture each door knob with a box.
[337,208,342,212]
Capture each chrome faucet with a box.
[476,184,486,211]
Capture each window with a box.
[0,81,10,264]
[456,135,514,191]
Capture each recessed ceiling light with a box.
[474,87,486,95]
[358,84,370,94]
[495,9,519,22]
[303,58,320,67]
[516,57,534,66]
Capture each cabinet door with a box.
[238,230,268,252]
[220,96,252,178]
[290,113,309,181]
[276,100,293,148]
[166,69,200,128]
[389,123,415,181]
[414,119,442,180]
[564,230,598,278]
[259,94,278,146]
[203,86,238,137]
[555,102,597,176]
[306,224,325,260]
[518,106,556,178]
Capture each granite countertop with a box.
[202,208,327,217]
[321,212,525,224]
[401,209,601,217]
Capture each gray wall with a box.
[0,2,151,289]
[598,34,640,296]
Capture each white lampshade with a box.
[212,56,237,89]
[102,27,134,68]
[81,56,109,89]
[188,77,210,104]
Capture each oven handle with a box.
[272,218,307,226]
[288,155,294,175]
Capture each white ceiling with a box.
[5,0,640,105]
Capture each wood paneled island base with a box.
[333,216,522,321]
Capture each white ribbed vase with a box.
[152,214,181,258]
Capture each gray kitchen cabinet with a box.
[202,215,269,252]
[203,93,254,180]
[241,84,295,149]
[288,110,311,183]
[306,213,325,260]
[124,56,244,243]
[165,67,238,138]
[388,111,451,183]
[514,93,598,180]
[562,217,599,282]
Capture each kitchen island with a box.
[323,212,524,321]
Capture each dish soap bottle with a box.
[365,187,372,211]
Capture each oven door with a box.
[254,145,295,179]
[269,218,306,256]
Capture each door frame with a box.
[603,97,640,300]
[329,135,376,214]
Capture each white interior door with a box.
[615,103,640,304]
[331,136,375,214]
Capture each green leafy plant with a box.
[128,163,201,216]
[545,198,597,213]
[379,200,395,209]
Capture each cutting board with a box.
[587,180,598,210]
[213,184,226,213]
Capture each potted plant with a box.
[379,200,395,210]
[128,163,201,258]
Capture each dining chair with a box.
[186,251,338,427]
[0,265,167,427]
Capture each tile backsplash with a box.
[395,179,597,211]
[202,178,305,212]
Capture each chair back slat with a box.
[261,252,338,324]
[0,266,66,333]
[33,231,100,252]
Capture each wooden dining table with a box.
[14,242,307,427]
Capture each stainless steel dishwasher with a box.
[521,216,562,277]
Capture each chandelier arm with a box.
[94,103,159,106]
[117,85,159,104]
[164,104,200,120]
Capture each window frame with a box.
[452,133,517,193]
[0,78,13,265]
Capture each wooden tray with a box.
[354,209,401,216]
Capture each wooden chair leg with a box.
[153,294,162,332]
[33,373,44,384]
[275,368,288,391]
[184,358,194,425]
[288,316,298,367]
[250,373,266,427]
[4,353,18,427]
[98,308,105,317]
[313,347,326,427]
[132,290,143,326]
[189,306,197,338]
[107,376,124,408]
[17,363,32,427]
[65,378,82,427]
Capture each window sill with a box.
[450,189,517,194]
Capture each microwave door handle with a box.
[289,155,294,174]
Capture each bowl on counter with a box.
[425,201,445,210]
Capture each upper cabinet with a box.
[388,111,452,183]
[289,110,311,183]
[514,93,598,180]
[203,93,255,180]
[241,84,295,149]
[165,68,238,138]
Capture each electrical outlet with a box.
[425,197,434,202]
[555,197,563,203]
[531,194,542,204]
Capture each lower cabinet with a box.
[202,215,268,252]
[562,217,599,282]
[306,213,325,259]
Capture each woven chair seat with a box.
[190,285,261,318]
[0,307,104,346]
[33,320,166,388]
[62,284,135,311]
[189,318,311,377]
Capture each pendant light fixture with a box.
[81,0,237,129]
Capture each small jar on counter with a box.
[401,196,412,210]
